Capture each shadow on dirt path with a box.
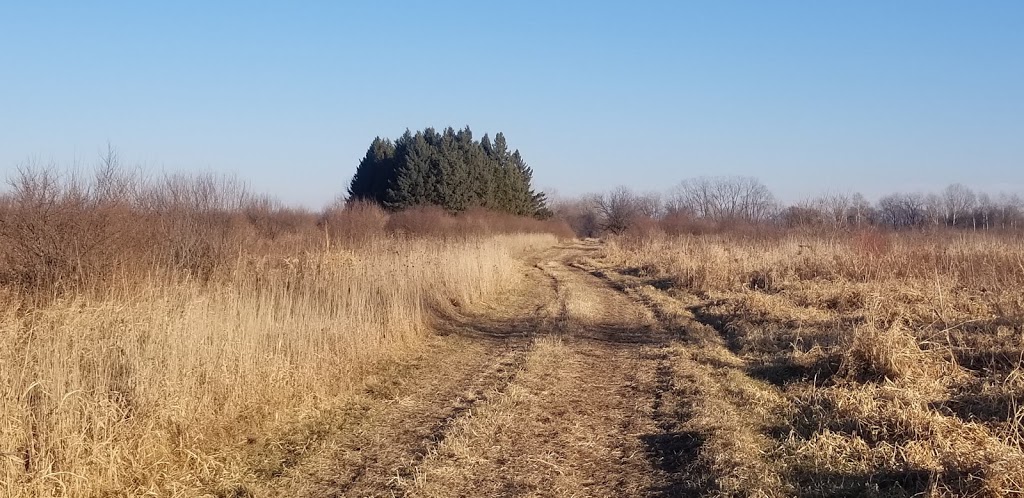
[403,245,697,497]
[262,241,702,498]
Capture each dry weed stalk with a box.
[0,163,563,496]
[602,229,1024,495]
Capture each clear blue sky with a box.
[2,1,1022,207]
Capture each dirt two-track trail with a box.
[259,241,700,498]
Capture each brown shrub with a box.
[458,207,575,238]
[0,158,572,305]
[0,167,146,300]
[621,215,664,239]
[384,205,574,240]
[851,228,891,258]
[243,195,318,242]
[320,199,390,248]
[745,268,779,292]
[385,205,457,237]
[659,211,716,236]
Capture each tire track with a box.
[339,343,533,497]
[270,242,713,497]
[256,261,557,498]
[548,254,698,496]
[570,261,715,496]
[581,260,794,496]
[407,252,685,497]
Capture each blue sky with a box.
[1,1,1022,207]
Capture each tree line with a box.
[343,129,1020,234]
[347,127,550,218]
[783,184,1023,231]
[550,177,1024,236]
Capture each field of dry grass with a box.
[1,235,561,497]
[0,166,566,497]
[7,165,1024,497]
[591,230,1024,496]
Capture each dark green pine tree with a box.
[462,129,491,208]
[429,127,473,211]
[347,137,398,205]
[507,150,536,216]
[486,133,514,213]
[386,130,434,210]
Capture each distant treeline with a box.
[348,127,550,218]
[553,177,1024,236]
[781,185,1023,231]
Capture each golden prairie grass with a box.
[0,234,556,497]
[600,230,1024,496]
[0,163,566,497]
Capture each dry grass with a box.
[411,261,665,497]
[597,230,1024,496]
[0,235,555,497]
[0,164,563,497]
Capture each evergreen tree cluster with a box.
[348,127,550,218]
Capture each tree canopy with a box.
[348,127,549,218]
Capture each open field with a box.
[589,231,1024,496]
[0,168,568,496]
[3,171,1024,497]
[6,3,1023,496]
[0,233,561,497]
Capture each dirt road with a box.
[246,239,1024,498]
[257,241,736,497]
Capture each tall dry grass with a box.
[606,230,1024,319]
[0,163,562,496]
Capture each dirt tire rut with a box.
[404,253,686,497]
[269,242,697,497]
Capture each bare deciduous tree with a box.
[848,192,873,227]
[549,194,601,237]
[669,176,776,223]
[974,192,995,230]
[635,191,663,219]
[594,186,644,234]
[942,183,976,227]
[878,192,927,229]
[994,193,1023,230]
[819,192,851,228]
[924,193,944,227]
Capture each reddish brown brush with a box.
[0,163,563,497]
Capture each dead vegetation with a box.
[593,230,1024,497]
[0,161,568,497]
[7,157,1024,497]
